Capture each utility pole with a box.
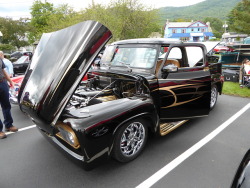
[0,31,3,43]
[223,21,228,33]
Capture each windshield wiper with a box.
[117,60,132,73]
[102,62,111,69]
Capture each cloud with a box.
[0,0,32,19]
[0,0,206,20]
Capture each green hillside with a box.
[159,0,241,24]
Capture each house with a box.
[221,32,248,44]
[164,20,214,42]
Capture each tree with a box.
[45,4,78,32]
[29,0,55,43]
[0,44,15,53]
[202,17,224,38]
[28,0,161,43]
[0,17,30,49]
[78,0,161,41]
[227,0,250,34]
[29,1,78,43]
[173,18,191,22]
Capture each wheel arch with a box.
[112,112,157,136]
[109,112,157,154]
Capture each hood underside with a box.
[19,21,112,129]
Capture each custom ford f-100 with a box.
[18,21,223,170]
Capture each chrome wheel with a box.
[210,85,218,109]
[120,122,145,157]
[112,119,148,163]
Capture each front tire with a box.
[210,84,218,110]
[112,118,148,163]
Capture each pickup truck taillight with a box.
[220,75,225,82]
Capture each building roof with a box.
[167,22,192,28]
[166,21,208,28]
[222,33,248,38]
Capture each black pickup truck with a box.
[18,21,223,170]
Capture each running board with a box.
[160,120,188,136]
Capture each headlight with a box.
[56,123,80,149]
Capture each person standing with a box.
[0,54,18,139]
[0,51,14,78]
[240,58,250,87]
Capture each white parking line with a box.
[6,125,36,135]
[136,102,250,188]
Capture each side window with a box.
[185,46,204,67]
[155,47,182,76]
[164,47,182,68]
[167,47,182,59]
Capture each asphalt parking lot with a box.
[0,94,250,188]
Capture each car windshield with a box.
[100,45,158,69]
[244,38,250,44]
[13,56,29,64]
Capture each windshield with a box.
[100,45,158,69]
[13,56,29,64]
[244,38,250,44]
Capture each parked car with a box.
[9,75,24,104]
[243,37,250,44]
[10,72,89,104]
[10,51,33,61]
[18,21,223,170]
[213,44,232,53]
[13,55,31,75]
[10,51,23,60]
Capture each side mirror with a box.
[231,149,250,188]
[162,64,178,73]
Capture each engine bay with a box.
[64,73,148,112]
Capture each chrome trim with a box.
[88,148,109,163]
[120,121,146,157]
[157,79,187,81]
[51,137,84,161]
[210,85,217,108]
[161,115,208,119]
[160,120,188,136]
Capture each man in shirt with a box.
[0,55,18,139]
[0,51,14,77]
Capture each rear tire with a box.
[112,118,148,163]
[210,84,218,110]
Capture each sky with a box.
[0,0,206,20]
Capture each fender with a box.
[62,97,157,167]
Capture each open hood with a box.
[19,21,112,129]
[200,41,220,54]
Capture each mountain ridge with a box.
[158,0,241,24]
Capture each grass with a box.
[222,81,250,98]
